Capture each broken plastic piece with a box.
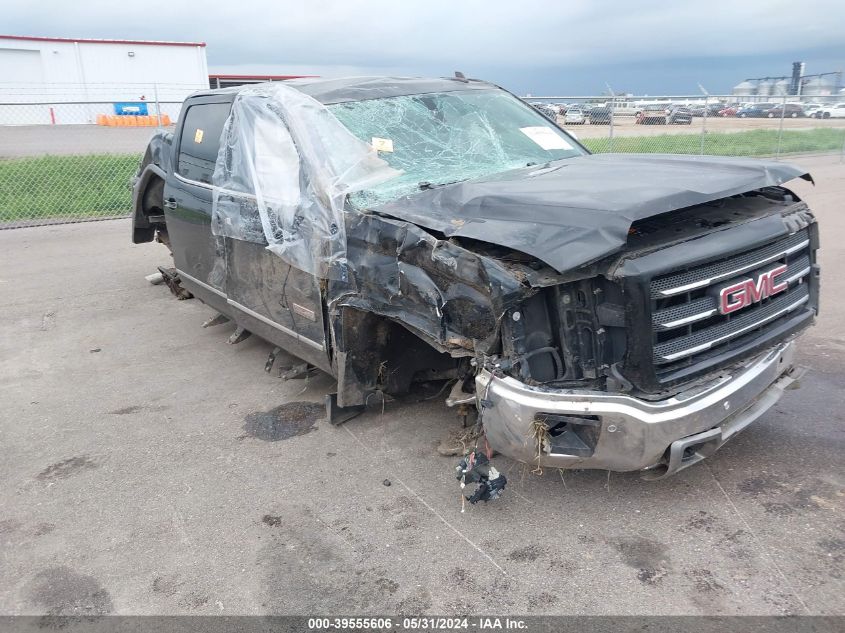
[157,266,193,300]
[145,272,164,285]
[456,450,507,504]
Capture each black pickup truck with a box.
[132,76,819,479]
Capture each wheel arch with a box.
[131,163,167,244]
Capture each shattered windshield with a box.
[328,89,586,207]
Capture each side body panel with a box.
[163,94,331,371]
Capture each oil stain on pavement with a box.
[27,566,113,616]
[242,402,323,441]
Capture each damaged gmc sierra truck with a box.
[132,76,819,480]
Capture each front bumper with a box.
[476,341,804,478]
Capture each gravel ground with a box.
[0,154,842,616]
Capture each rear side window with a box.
[177,102,232,184]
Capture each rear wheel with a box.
[823,112,831,119]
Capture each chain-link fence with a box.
[0,82,200,229]
[2,88,844,229]
[528,94,845,158]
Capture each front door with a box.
[163,96,233,308]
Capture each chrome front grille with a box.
[650,231,809,299]
[650,229,814,371]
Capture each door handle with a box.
[164,198,177,209]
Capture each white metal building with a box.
[0,35,210,124]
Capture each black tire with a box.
[823,112,831,119]
[791,112,798,118]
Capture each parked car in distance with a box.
[636,104,667,124]
[736,103,776,118]
[588,106,612,124]
[764,104,805,118]
[802,103,823,118]
[667,106,693,125]
[815,103,845,119]
[689,103,723,117]
[718,106,738,117]
[531,102,558,120]
[564,107,586,125]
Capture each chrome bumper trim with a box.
[476,341,799,474]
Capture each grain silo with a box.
[803,75,836,97]
[732,80,757,98]
[773,79,790,96]
[756,79,773,99]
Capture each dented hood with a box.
[374,153,811,273]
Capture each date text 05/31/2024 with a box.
[307,617,528,630]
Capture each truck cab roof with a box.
[188,75,499,105]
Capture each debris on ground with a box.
[437,425,484,457]
[156,267,193,300]
[456,450,507,506]
[145,272,164,285]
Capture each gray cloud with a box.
[4,0,844,92]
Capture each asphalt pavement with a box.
[0,154,842,616]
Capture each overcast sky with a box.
[4,0,844,95]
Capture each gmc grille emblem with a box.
[718,265,788,315]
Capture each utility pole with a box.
[698,83,709,156]
[605,82,615,152]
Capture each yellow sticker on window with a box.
[194,128,204,143]
[371,136,394,153]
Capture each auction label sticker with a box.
[519,126,572,150]
[372,137,394,152]
[194,128,204,143]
